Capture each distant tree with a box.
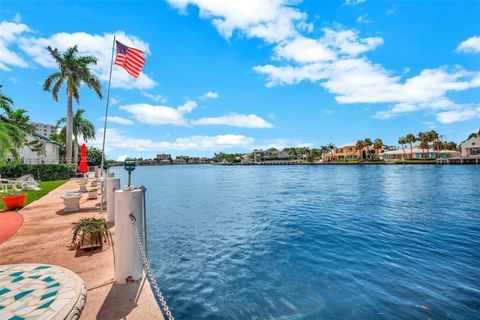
[398,136,407,159]
[467,132,478,139]
[443,141,458,151]
[404,133,417,159]
[327,143,335,162]
[417,132,429,158]
[356,140,366,160]
[373,138,384,153]
[428,130,441,158]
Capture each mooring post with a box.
[106,177,120,224]
[114,188,145,284]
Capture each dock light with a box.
[124,158,136,187]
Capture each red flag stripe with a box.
[124,63,141,77]
[125,57,144,69]
[126,52,146,64]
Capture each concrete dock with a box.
[0,179,164,320]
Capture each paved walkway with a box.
[0,180,164,320]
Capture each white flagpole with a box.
[100,35,116,175]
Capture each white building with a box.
[460,129,480,157]
[31,122,58,137]
[19,133,61,164]
[379,147,459,160]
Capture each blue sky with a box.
[1,0,479,160]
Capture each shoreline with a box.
[114,161,478,167]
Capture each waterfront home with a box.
[172,157,187,165]
[323,143,388,161]
[460,129,480,157]
[253,149,290,162]
[379,147,459,160]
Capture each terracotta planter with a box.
[2,194,27,211]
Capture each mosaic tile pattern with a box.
[0,264,86,320]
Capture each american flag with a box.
[114,41,146,78]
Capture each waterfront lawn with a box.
[0,180,67,211]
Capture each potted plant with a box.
[87,186,99,200]
[1,184,28,211]
[71,217,109,251]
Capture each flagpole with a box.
[100,35,116,176]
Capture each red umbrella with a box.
[78,144,88,173]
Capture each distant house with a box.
[253,149,289,162]
[379,147,459,160]
[172,158,187,165]
[323,143,388,161]
[460,129,480,157]
[19,133,61,164]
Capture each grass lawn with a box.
[0,180,67,211]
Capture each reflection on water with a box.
[112,165,480,320]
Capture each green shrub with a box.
[0,164,76,181]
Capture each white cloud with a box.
[256,50,480,121]
[119,100,197,126]
[436,105,480,124]
[357,15,372,24]
[385,8,396,16]
[13,14,22,23]
[141,91,168,103]
[321,28,383,57]
[345,0,365,6]
[99,116,135,125]
[0,21,31,70]
[191,113,273,128]
[110,97,121,106]
[117,154,129,161]
[166,0,307,42]
[0,22,156,89]
[255,138,313,150]
[201,91,219,99]
[94,128,255,152]
[274,36,335,63]
[457,36,480,54]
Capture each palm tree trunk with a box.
[66,90,73,164]
[409,143,413,159]
[74,136,79,164]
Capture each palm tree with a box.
[363,138,372,159]
[428,130,441,159]
[398,136,407,160]
[417,132,429,158]
[327,143,335,162]
[0,86,36,163]
[43,46,102,164]
[57,109,96,164]
[373,138,384,159]
[404,133,417,159]
[356,140,365,160]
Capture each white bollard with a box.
[106,177,120,224]
[114,188,144,284]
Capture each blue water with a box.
[112,165,480,320]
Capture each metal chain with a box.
[130,215,174,320]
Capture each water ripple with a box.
[112,165,480,320]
